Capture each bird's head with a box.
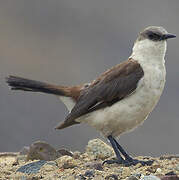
[132,26,176,61]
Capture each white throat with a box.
[130,39,167,67]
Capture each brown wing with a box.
[55,59,144,129]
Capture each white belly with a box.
[77,64,166,137]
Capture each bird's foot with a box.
[103,158,154,166]
[123,158,154,166]
[102,158,125,165]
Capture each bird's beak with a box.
[162,33,176,40]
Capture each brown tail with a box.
[6,75,70,96]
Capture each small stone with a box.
[93,175,104,180]
[27,141,61,161]
[55,155,77,169]
[132,173,142,178]
[12,160,19,166]
[16,160,46,174]
[156,168,162,173]
[75,174,86,180]
[19,146,30,155]
[175,164,179,171]
[140,175,161,180]
[146,167,156,173]
[73,151,81,159]
[16,155,27,164]
[165,171,177,176]
[86,139,114,160]
[105,174,118,180]
[160,175,179,180]
[85,162,103,171]
[57,148,73,157]
[122,167,131,177]
[84,170,95,177]
[40,163,58,172]
[126,175,138,180]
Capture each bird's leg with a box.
[103,135,125,165]
[112,137,133,161]
[112,137,154,166]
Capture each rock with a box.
[26,141,61,161]
[93,175,104,180]
[122,167,131,177]
[85,162,104,171]
[160,175,179,180]
[57,148,73,157]
[19,146,30,155]
[156,168,162,173]
[176,164,179,171]
[16,155,27,164]
[127,175,139,180]
[73,151,81,159]
[16,160,46,174]
[75,174,86,180]
[86,139,114,160]
[55,155,78,169]
[165,171,177,176]
[105,174,118,180]
[140,175,160,180]
[132,173,142,179]
[40,163,58,173]
[84,170,95,177]
[159,171,179,180]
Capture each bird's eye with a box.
[147,32,161,41]
[148,33,155,39]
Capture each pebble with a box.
[140,175,160,180]
[126,175,139,180]
[105,174,118,180]
[57,148,73,157]
[176,164,179,171]
[85,138,114,160]
[122,167,132,177]
[132,173,142,178]
[16,155,27,164]
[27,141,61,161]
[156,168,162,173]
[55,155,78,169]
[19,146,30,155]
[73,151,81,159]
[40,163,58,172]
[75,174,86,180]
[16,160,46,174]
[85,162,104,171]
[84,170,95,177]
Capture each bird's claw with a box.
[103,158,154,166]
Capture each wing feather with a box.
[55,59,144,129]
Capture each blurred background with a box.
[0,0,179,156]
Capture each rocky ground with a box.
[0,139,178,180]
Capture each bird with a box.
[6,26,176,166]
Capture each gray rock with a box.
[127,175,139,180]
[19,146,30,155]
[27,141,61,161]
[105,174,118,180]
[140,175,160,180]
[16,160,46,174]
[85,162,103,171]
[84,170,95,177]
[176,164,179,171]
[86,139,114,160]
[57,148,73,157]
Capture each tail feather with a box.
[6,75,69,96]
